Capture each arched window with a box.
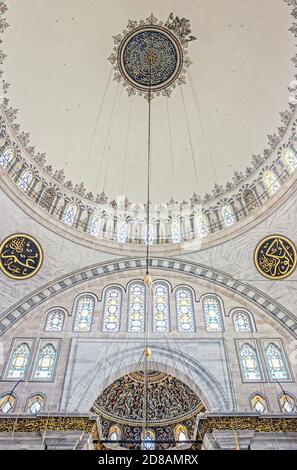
[243,189,258,214]
[88,212,103,237]
[175,287,195,332]
[239,343,262,381]
[250,394,268,413]
[7,343,31,379]
[282,147,297,173]
[233,310,252,332]
[279,393,296,413]
[63,202,78,226]
[197,213,209,238]
[0,147,14,168]
[265,343,289,380]
[144,223,154,245]
[203,296,223,332]
[175,424,189,444]
[27,394,45,414]
[102,287,122,332]
[220,203,234,227]
[33,344,57,380]
[39,187,56,211]
[108,425,122,443]
[0,394,15,414]
[128,282,145,332]
[44,309,65,332]
[152,282,170,332]
[142,429,155,450]
[73,295,94,332]
[17,169,33,191]
[171,219,181,243]
[117,220,128,243]
[263,169,280,195]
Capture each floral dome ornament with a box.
[108,13,196,100]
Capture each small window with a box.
[175,424,189,444]
[44,309,64,332]
[117,220,128,243]
[152,282,170,333]
[263,170,280,195]
[0,394,15,414]
[33,344,57,380]
[7,342,31,379]
[220,203,234,227]
[250,394,268,413]
[171,220,181,243]
[63,202,78,226]
[142,429,155,450]
[17,169,33,192]
[102,287,122,332]
[176,287,195,332]
[27,394,45,414]
[265,343,289,380]
[239,343,262,381]
[88,213,103,237]
[203,296,224,332]
[279,393,296,413]
[233,310,252,332]
[73,295,94,332]
[0,147,14,168]
[282,147,297,173]
[128,282,145,332]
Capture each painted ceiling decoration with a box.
[0,233,43,280]
[92,370,203,425]
[0,0,297,246]
[108,13,195,100]
[254,234,297,280]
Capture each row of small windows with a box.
[3,146,295,240]
[43,286,256,334]
[4,341,58,381]
[1,391,295,420]
[0,393,45,415]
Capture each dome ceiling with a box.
[1,0,295,203]
[92,371,203,425]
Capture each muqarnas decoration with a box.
[108,13,196,100]
[254,235,297,280]
[0,234,43,280]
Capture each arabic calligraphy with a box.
[254,235,296,280]
[0,234,43,280]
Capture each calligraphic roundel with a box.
[0,234,43,280]
[254,235,297,280]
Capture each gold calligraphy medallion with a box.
[0,234,43,280]
[254,235,297,280]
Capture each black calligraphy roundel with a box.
[0,234,43,280]
[254,235,297,280]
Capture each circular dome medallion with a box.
[118,27,183,93]
[0,234,43,280]
[254,235,297,280]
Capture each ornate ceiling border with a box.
[0,0,296,206]
[0,257,296,339]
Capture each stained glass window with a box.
[0,147,14,168]
[88,213,103,237]
[33,344,57,380]
[279,393,296,413]
[282,147,297,174]
[0,394,15,414]
[233,310,252,332]
[175,424,188,443]
[117,220,128,243]
[103,287,122,332]
[73,295,94,332]
[44,309,64,332]
[63,202,78,226]
[108,425,122,442]
[197,213,209,238]
[17,169,33,191]
[203,296,223,332]
[176,287,195,332]
[142,430,155,450]
[28,395,44,414]
[7,342,31,379]
[144,224,154,245]
[243,189,258,214]
[220,203,234,227]
[263,170,280,195]
[250,394,268,413]
[128,282,145,332]
[265,343,289,380]
[152,282,170,332]
[39,187,56,211]
[171,220,181,243]
[239,343,262,381]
